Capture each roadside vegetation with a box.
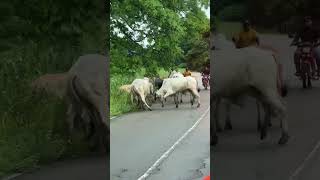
[0,0,106,177]
[213,0,320,35]
[110,0,210,117]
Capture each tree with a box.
[111,0,209,75]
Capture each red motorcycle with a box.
[294,42,319,88]
[202,74,210,90]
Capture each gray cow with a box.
[66,54,109,153]
[30,54,109,153]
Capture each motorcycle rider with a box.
[232,20,260,48]
[291,16,320,78]
[202,65,210,88]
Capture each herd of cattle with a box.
[210,34,289,146]
[119,70,203,111]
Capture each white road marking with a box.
[289,140,320,180]
[137,107,210,180]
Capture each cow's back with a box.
[162,77,188,91]
[68,54,108,125]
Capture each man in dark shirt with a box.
[291,16,320,77]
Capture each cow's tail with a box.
[272,54,288,97]
[130,85,141,106]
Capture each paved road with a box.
[110,72,210,180]
[212,34,320,180]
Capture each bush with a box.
[218,4,247,21]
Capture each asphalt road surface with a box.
[8,73,210,180]
[111,72,210,180]
[212,34,320,180]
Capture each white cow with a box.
[130,78,154,111]
[211,34,289,146]
[168,70,184,78]
[156,76,200,108]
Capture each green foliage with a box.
[218,4,246,21]
[185,38,209,71]
[111,0,209,75]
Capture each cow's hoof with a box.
[148,108,152,111]
[180,100,183,103]
[162,104,164,108]
[211,134,218,146]
[224,122,232,130]
[176,104,178,108]
[197,104,200,108]
[278,133,290,145]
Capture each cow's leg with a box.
[175,94,179,108]
[161,96,165,107]
[257,100,262,130]
[224,102,232,130]
[262,91,289,144]
[211,97,221,146]
[180,92,183,103]
[260,102,271,140]
[140,94,152,111]
[190,88,201,108]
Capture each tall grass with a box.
[0,42,92,177]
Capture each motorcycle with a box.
[292,41,319,88]
[202,74,210,90]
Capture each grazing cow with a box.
[30,73,68,100]
[156,76,200,108]
[211,34,289,146]
[66,54,108,153]
[130,78,154,111]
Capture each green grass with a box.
[110,67,184,117]
[0,43,93,178]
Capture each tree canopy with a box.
[111,0,209,76]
